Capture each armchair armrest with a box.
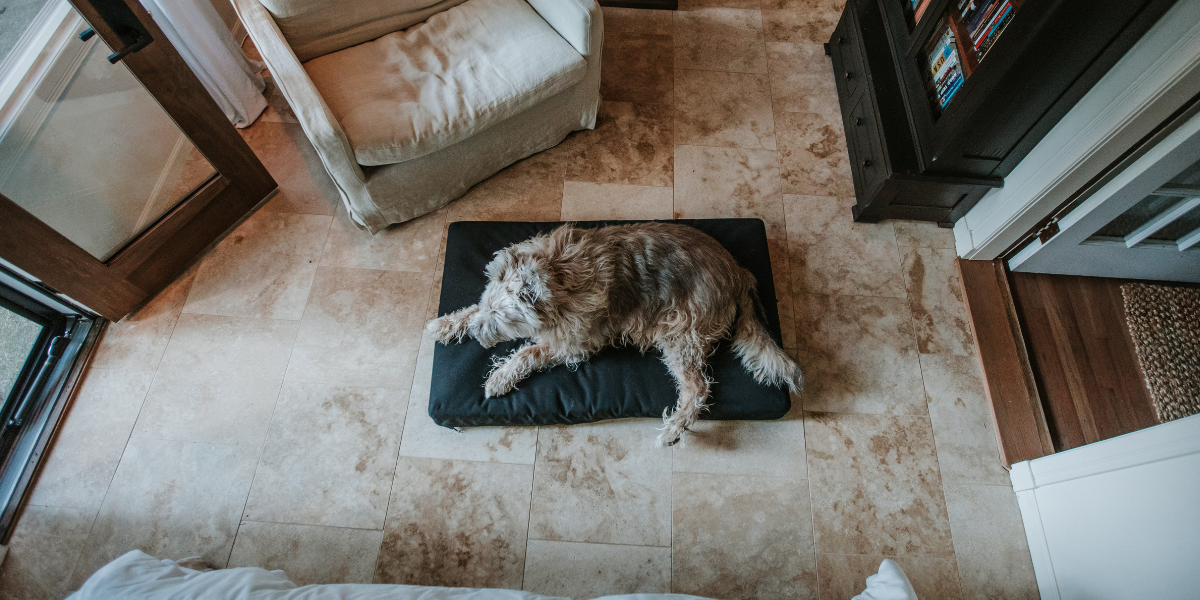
[526,0,599,56]
[232,0,381,229]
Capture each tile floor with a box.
[0,2,1040,599]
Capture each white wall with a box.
[1010,414,1200,600]
[953,0,1200,260]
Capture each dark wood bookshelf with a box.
[827,0,1176,226]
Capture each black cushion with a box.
[429,219,791,427]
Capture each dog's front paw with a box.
[427,315,465,343]
[484,371,516,398]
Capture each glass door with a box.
[0,263,98,541]
[0,0,275,320]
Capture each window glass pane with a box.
[0,305,43,402]
[0,9,216,260]
[0,0,54,66]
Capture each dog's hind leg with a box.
[427,305,479,343]
[656,340,712,447]
[485,341,587,398]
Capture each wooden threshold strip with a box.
[957,259,1054,465]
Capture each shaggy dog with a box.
[427,222,803,447]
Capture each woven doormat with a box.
[1121,283,1200,422]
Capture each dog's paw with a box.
[427,316,463,343]
[484,372,516,398]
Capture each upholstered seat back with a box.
[257,0,469,61]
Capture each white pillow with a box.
[851,559,919,600]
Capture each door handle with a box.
[76,0,154,64]
[104,30,152,63]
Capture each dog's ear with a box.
[515,257,550,304]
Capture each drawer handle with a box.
[863,159,872,167]
[855,117,862,126]
[845,72,854,80]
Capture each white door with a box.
[1009,107,1200,282]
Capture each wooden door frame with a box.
[0,0,275,320]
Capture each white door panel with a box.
[1010,109,1200,282]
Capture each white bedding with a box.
[67,551,718,600]
[68,550,917,600]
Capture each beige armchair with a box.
[234,0,602,232]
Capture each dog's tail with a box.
[732,279,803,394]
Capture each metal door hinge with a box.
[1037,220,1060,244]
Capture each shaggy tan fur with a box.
[428,222,803,447]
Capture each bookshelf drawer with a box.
[846,94,887,198]
[829,11,866,101]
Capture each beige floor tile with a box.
[921,355,1009,486]
[242,382,406,530]
[523,540,671,599]
[28,369,153,512]
[788,235,906,298]
[319,204,446,274]
[817,554,963,600]
[374,456,533,588]
[71,437,257,586]
[133,313,298,446]
[397,329,538,464]
[767,42,839,115]
[672,472,817,600]
[894,220,956,249]
[228,521,383,585]
[781,192,856,240]
[672,397,806,478]
[0,506,95,600]
[445,158,564,222]
[674,7,768,74]
[673,145,785,240]
[286,267,431,390]
[761,0,843,45]
[320,203,446,273]
[776,111,854,198]
[91,267,195,371]
[529,421,671,547]
[242,120,340,216]
[183,210,331,320]
[683,0,759,7]
[603,6,675,35]
[785,195,905,298]
[768,239,796,348]
[901,247,975,356]
[675,69,776,150]
[561,181,674,221]
[943,484,1039,600]
[794,293,925,415]
[805,412,955,558]
[601,29,674,105]
[535,101,674,188]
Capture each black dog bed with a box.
[429,219,791,428]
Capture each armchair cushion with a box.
[304,0,588,167]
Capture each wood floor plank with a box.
[1008,272,1157,451]
[956,260,1052,465]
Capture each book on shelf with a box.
[927,27,964,109]
[966,0,1000,38]
[914,0,933,22]
[975,1,1014,55]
